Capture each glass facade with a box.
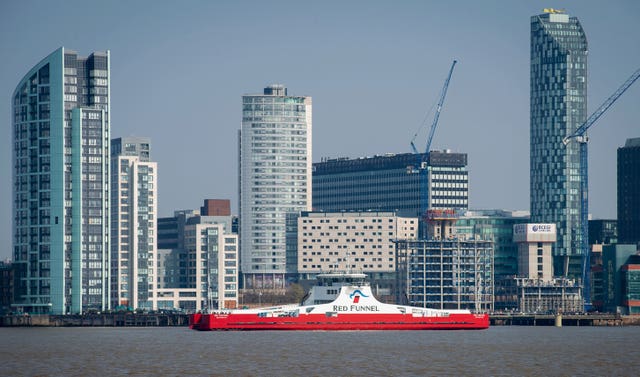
[455,210,529,278]
[617,138,640,244]
[12,48,110,314]
[530,12,588,278]
[313,151,468,220]
[239,85,312,289]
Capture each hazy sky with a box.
[1,0,639,260]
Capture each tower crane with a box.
[562,67,640,311]
[409,60,457,226]
[411,60,458,160]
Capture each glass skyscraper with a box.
[239,85,312,289]
[530,11,588,278]
[12,47,111,314]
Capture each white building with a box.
[156,211,238,311]
[239,85,312,289]
[513,223,556,281]
[297,211,418,274]
[110,137,157,310]
[512,223,582,313]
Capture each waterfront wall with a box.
[0,313,189,327]
[490,314,639,326]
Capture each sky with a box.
[1,0,639,260]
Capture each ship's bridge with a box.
[303,272,369,305]
[315,273,368,287]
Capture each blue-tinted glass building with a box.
[530,11,588,278]
[313,151,468,221]
[618,138,640,244]
[455,210,530,278]
[12,47,110,314]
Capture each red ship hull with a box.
[189,312,489,331]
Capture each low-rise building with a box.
[511,223,582,313]
[0,261,14,315]
[294,211,418,302]
[602,244,639,314]
[621,255,640,315]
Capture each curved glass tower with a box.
[530,11,587,278]
[12,47,110,314]
[239,85,312,289]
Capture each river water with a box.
[1,326,639,376]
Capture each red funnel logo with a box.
[349,289,368,304]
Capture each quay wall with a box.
[0,313,189,327]
[490,314,638,326]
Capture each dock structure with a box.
[0,313,190,327]
[490,313,631,326]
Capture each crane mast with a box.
[409,60,458,226]
[562,67,640,311]
[424,60,457,160]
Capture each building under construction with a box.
[396,210,494,312]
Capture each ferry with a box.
[189,272,489,331]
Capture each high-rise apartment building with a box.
[156,209,238,311]
[530,10,588,278]
[12,47,110,314]
[618,138,640,244]
[110,137,157,310]
[239,85,312,289]
[313,151,468,219]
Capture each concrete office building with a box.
[156,207,238,311]
[618,138,640,244]
[313,151,468,223]
[512,223,582,313]
[239,85,312,289]
[12,47,111,314]
[530,10,588,279]
[294,211,418,301]
[110,137,157,310]
[513,224,556,280]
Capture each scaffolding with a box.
[396,238,494,312]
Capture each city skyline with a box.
[1,1,639,260]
